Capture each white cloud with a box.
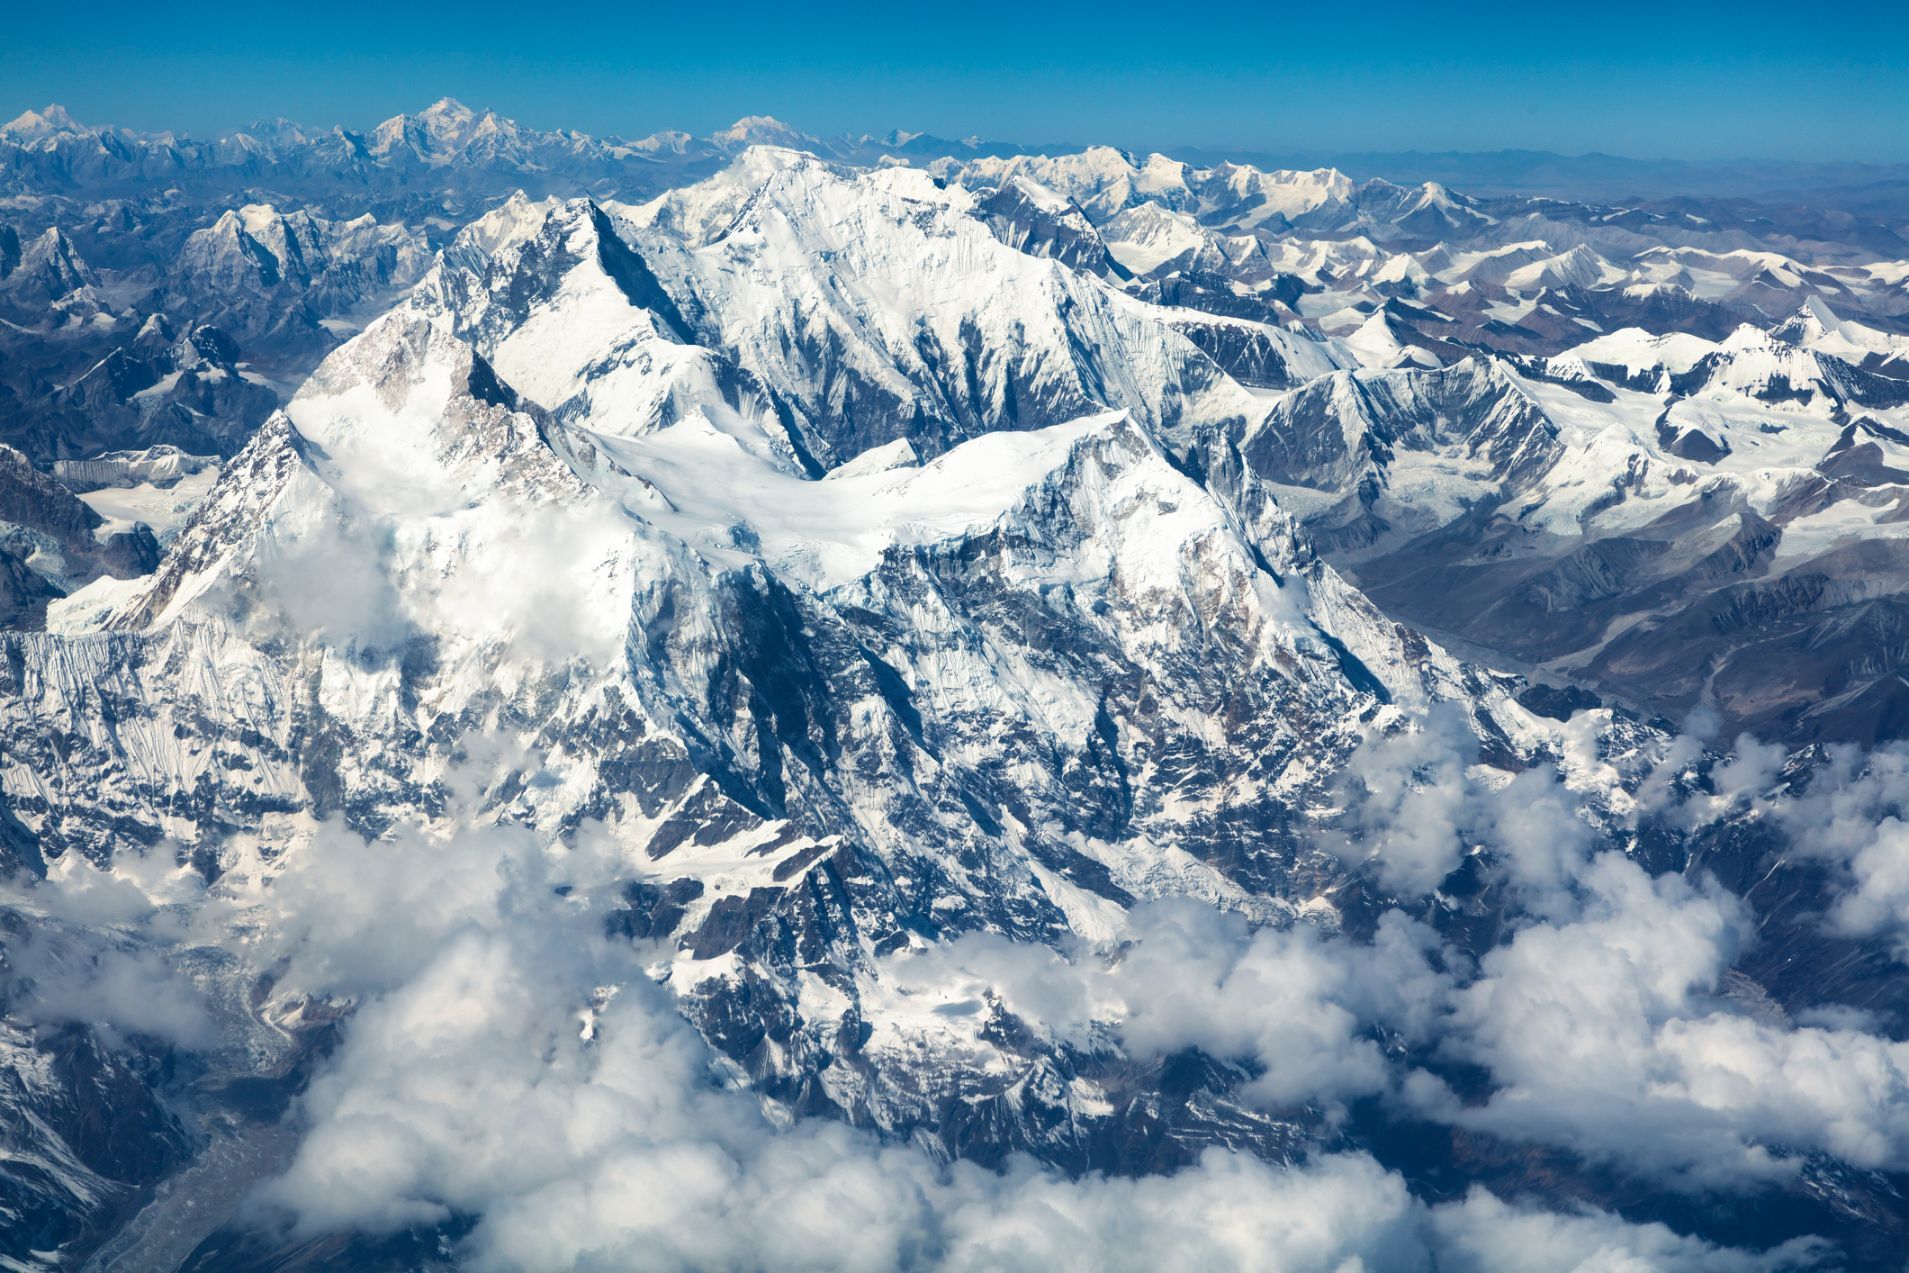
[1759,743,1909,947]
[7,725,1890,1268]
[1,847,214,1047]
[1320,705,1599,909]
[5,929,218,1049]
[207,821,1438,1271]
[1322,706,1476,895]
[1429,1188,1827,1273]
[1433,853,1909,1184]
[885,900,1447,1117]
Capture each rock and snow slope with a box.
[1231,318,1909,741]
[0,165,1648,1260]
[8,137,1909,1270]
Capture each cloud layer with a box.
[10,718,1909,1268]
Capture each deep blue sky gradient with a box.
[5,0,1906,161]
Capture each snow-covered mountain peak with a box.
[451,190,564,256]
[1499,243,1618,294]
[101,304,622,647]
[1100,201,1221,276]
[427,195,694,389]
[1774,292,1841,342]
[1559,325,1716,376]
[996,172,1077,215]
[232,115,312,147]
[1211,162,1354,223]
[1343,310,1441,369]
[632,128,694,154]
[608,153,1331,464]
[620,145,845,244]
[406,192,818,478]
[6,225,97,303]
[27,224,86,266]
[171,201,430,317]
[367,97,526,166]
[1770,294,1909,372]
[931,146,1163,221]
[1720,321,1786,355]
[420,95,477,124]
[194,202,320,260]
[1672,322,1884,410]
[712,114,817,151]
[0,103,86,141]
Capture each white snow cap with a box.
[713,115,813,149]
[1,103,86,140]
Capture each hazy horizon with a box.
[7,0,1907,164]
[13,95,1909,177]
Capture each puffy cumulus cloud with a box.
[235,442,634,666]
[200,818,1446,1271]
[397,498,635,667]
[1428,1188,1828,1273]
[1472,764,1601,916]
[3,929,218,1049]
[1300,710,1909,1192]
[1830,814,1909,939]
[204,818,581,1003]
[1102,904,1445,1110]
[0,847,215,1048]
[1754,743,1909,947]
[931,1151,1430,1273]
[896,848,1909,1199]
[260,927,728,1239]
[243,843,1797,1273]
[1320,705,1598,910]
[1633,734,1909,961]
[282,920,1431,1272]
[1632,718,1787,832]
[1699,735,1789,815]
[1629,735,1909,958]
[14,842,206,928]
[890,901,1447,1116]
[242,506,412,653]
[1429,853,1909,1184]
[1322,705,1477,895]
[1774,744,1909,859]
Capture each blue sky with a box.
[5,0,1906,161]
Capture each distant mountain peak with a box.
[713,114,814,149]
[1772,292,1841,340]
[421,96,476,121]
[1,102,85,140]
[633,128,694,154]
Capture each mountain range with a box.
[4,101,1909,1270]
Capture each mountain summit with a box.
[0,103,85,141]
